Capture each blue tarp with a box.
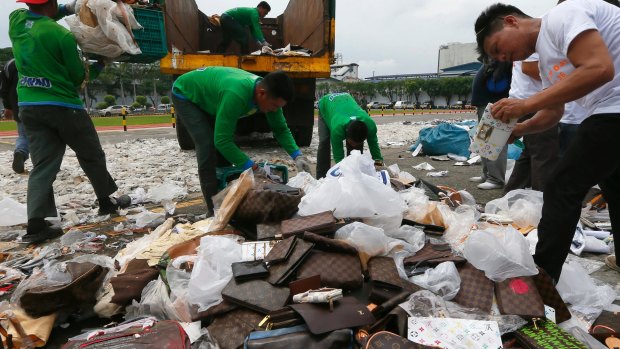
[411,123,471,157]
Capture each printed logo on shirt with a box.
[19,75,52,89]
[327,92,349,101]
[546,60,571,83]
[25,20,34,29]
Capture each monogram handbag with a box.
[531,267,571,323]
[296,250,363,290]
[290,297,375,335]
[234,179,303,224]
[207,308,264,349]
[263,236,297,264]
[266,239,314,286]
[452,262,495,313]
[495,276,545,319]
[365,331,439,349]
[514,318,588,349]
[280,211,337,238]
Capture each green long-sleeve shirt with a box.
[172,67,300,168]
[223,7,265,42]
[9,8,102,109]
[318,93,383,163]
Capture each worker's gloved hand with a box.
[295,156,312,173]
[374,160,384,167]
[251,163,268,177]
[260,40,272,48]
[63,0,77,14]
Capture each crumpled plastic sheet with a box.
[335,222,420,257]
[66,0,142,58]
[409,262,461,300]
[557,261,617,322]
[0,197,27,226]
[287,172,319,195]
[146,182,188,204]
[485,189,544,228]
[402,290,527,335]
[60,228,107,253]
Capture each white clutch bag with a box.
[469,102,517,161]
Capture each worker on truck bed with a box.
[171,67,312,215]
[316,93,383,179]
[217,1,271,54]
[9,0,131,244]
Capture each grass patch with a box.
[0,114,173,132]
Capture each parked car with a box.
[419,101,433,109]
[394,101,411,109]
[99,105,131,117]
[367,101,381,109]
[157,104,172,112]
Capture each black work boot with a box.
[23,218,63,244]
[12,151,26,174]
[98,195,132,215]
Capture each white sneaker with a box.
[477,181,503,190]
[469,176,485,183]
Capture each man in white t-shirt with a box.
[558,102,587,156]
[475,0,620,281]
[504,53,560,193]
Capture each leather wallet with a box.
[296,250,363,290]
[289,275,321,297]
[452,262,495,313]
[267,239,314,286]
[514,318,588,349]
[290,296,375,335]
[403,243,465,273]
[257,223,282,241]
[301,232,357,254]
[280,211,337,238]
[207,308,264,349]
[232,260,269,281]
[368,256,420,293]
[221,278,290,314]
[495,276,545,319]
[264,236,297,264]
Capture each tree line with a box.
[317,77,474,107]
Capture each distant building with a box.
[329,63,360,82]
[438,42,479,73]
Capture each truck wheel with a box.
[175,114,195,150]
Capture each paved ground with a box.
[1,111,618,347]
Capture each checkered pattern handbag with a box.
[297,250,363,290]
[452,262,494,313]
[280,211,337,238]
[531,267,571,323]
[495,276,545,319]
[234,180,302,224]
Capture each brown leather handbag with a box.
[234,179,303,224]
[290,297,375,335]
[531,267,571,323]
[403,243,465,273]
[207,308,264,349]
[110,259,160,306]
[365,331,439,349]
[20,262,108,317]
[245,325,353,349]
[267,239,314,286]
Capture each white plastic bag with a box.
[556,261,616,318]
[386,225,425,253]
[126,277,182,321]
[287,172,319,195]
[299,151,406,218]
[463,227,538,282]
[187,235,243,312]
[400,188,430,221]
[166,256,196,323]
[334,222,392,257]
[485,189,544,228]
[409,261,461,300]
[146,182,188,203]
[0,197,27,226]
[440,204,478,253]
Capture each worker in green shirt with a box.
[316,93,383,179]
[217,1,271,54]
[9,0,131,244]
[171,67,312,215]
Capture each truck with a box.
[159,0,336,149]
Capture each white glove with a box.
[251,163,268,177]
[63,0,77,14]
[295,156,311,173]
[260,40,272,48]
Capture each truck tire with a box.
[175,114,195,150]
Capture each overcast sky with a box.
[1,0,554,78]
